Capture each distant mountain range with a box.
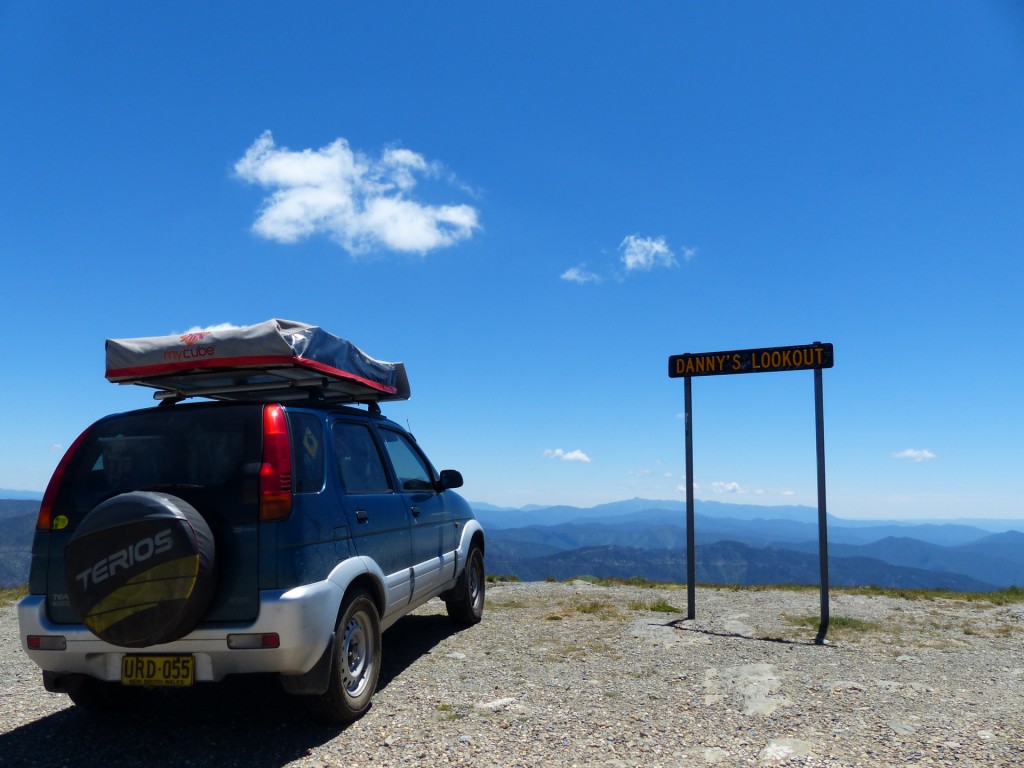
[473,498,1024,592]
[0,499,39,588]
[2,495,1022,592]
[0,488,42,501]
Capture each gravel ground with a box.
[2,581,1023,767]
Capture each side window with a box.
[332,422,392,494]
[289,412,325,493]
[379,429,435,492]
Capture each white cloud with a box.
[561,265,602,284]
[620,234,677,271]
[707,481,767,495]
[235,131,480,255]
[544,448,593,463]
[711,481,743,494]
[562,234,695,284]
[892,449,937,463]
[179,322,242,335]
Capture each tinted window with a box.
[56,404,262,525]
[379,429,435,492]
[289,411,325,493]
[333,422,391,494]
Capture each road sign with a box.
[668,340,834,643]
[669,342,833,378]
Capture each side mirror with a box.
[437,469,464,491]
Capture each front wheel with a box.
[445,544,485,626]
[307,589,381,723]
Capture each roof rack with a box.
[105,319,410,405]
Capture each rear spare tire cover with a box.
[64,491,217,648]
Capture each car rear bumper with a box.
[18,579,344,683]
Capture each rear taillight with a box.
[27,635,67,651]
[37,426,93,530]
[227,632,280,649]
[259,404,293,522]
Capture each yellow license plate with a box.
[121,655,194,687]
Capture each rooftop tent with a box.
[105,319,410,404]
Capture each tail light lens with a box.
[37,426,93,530]
[259,404,293,521]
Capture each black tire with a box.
[64,491,217,648]
[445,544,485,626]
[308,589,381,723]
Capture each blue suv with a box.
[18,321,485,722]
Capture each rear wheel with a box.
[445,544,485,626]
[308,589,381,723]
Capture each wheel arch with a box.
[280,558,385,698]
[343,573,386,620]
[326,556,387,619]
[459,519,485,557]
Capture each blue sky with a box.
[2,2,1021,520]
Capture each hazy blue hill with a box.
[823,522,997,547]
[472,499,1016,542]
[484,541,996,592]
[690,499,815,522]
[0,512,34,587]
[700,541,994,591]
[485,545,686,584]
[485,522,688,557]
[0,502,37,587]
[0,499,40,520]
[465,501,519,513]
[565,509,997,548]
[0,489,42,502]
[484,517,820,555]
[474,498,1023,591]
[475,498,811,528]
[790,531,1024,588]
[483,513,1007,556]
[474,498,691,529]
[968,530,1024,560]
[485,537,566,560]
[830,516,1024,534]
[824,552,995,591]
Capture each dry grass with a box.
[782,613,882,641]
[628,598,682,613]
[0,586,26,606]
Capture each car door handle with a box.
[355,509,369,523]
[410,506,421,518]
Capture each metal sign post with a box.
[684,376,696,620]
[814,366,830,644]
[668,342,833,644]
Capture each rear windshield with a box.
[55,403,263,527]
